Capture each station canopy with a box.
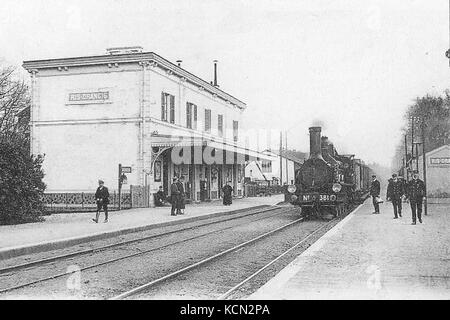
[150,134,273,162]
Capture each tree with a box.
[0,65,46,224]
[392,91,450,174]
[0,66,30,142]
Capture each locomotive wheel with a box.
[301,207,313,219]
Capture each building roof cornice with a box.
[22,51,246,110]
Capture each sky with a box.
[1,0,449,167]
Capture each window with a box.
[233,120,239,142]
[205,109,211,133]
[161,92,175,123]
[261,160,272,173]
[186,102,198,129]
[218,114,223,137]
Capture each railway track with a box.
[110,215,306,300]
[1,204,357,299]
[112,204,359,300]
[0,205,282,274]
[0,205,295,295]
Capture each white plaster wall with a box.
[37,69,141,121]
[419,146,450,196]
[38,122,139,192]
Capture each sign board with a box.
[430,157,450,165]
[121,166,132,173]
[66,88,112,105]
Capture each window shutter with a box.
[161,92,166,121]
[170,95,175,124]
[218,114,223,137]
[186,103,192,128]
[193,105,197,130]
[233,120,238,142]
[205,109,211,133]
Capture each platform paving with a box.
[250,199,450,299]
[0,195,284,259]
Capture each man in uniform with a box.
[222,181,233,206]
[176,176,185,215]
[93,179,109,223]
[406,170,426,225]
[170,177,179,216]
[370,174,381,214]
[386,173,405,219]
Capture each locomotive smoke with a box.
[311,119,327,130]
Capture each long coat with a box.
[176,181,185,209]
[386,179,405,199]
[406,179,426,200]
[95,186,110,204]
[222,185,233,205]
[170,183,179,204]
[370,180,380,197]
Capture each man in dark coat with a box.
[93,179,109,223]
[386,173,405,219]
[155,186,166,207]
[222,181,233,206]
[176,176,185,215]
[370,174,381,214]
[406,171,426,225]
[170,177,179,216]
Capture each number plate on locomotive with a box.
[300,194,337,202]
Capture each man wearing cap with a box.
[386,174,405,219]
[406,171,426,225]
[176,176,186,215]
[170,177,179,216]
[370,174,381,214]
[93,180,109,223]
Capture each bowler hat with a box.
[392,174,397,178]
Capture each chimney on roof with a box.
[213,60,219,87]
[176,60,182,67]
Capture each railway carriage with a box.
[286,126,372,219]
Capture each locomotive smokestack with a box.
[309,126,323,160]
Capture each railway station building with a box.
[245,149,305,186]
[23,46,269,206]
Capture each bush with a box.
[0,139,46,224]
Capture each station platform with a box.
[0,195,284,260]
[251,199,450,300]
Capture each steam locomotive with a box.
[286,126,372,219]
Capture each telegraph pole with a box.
[411,117,415,171]
[118,163,122,210]
[285,131,288,184]
[404,134,408,181]
[279,131,283,184]
[422,120,428,215]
